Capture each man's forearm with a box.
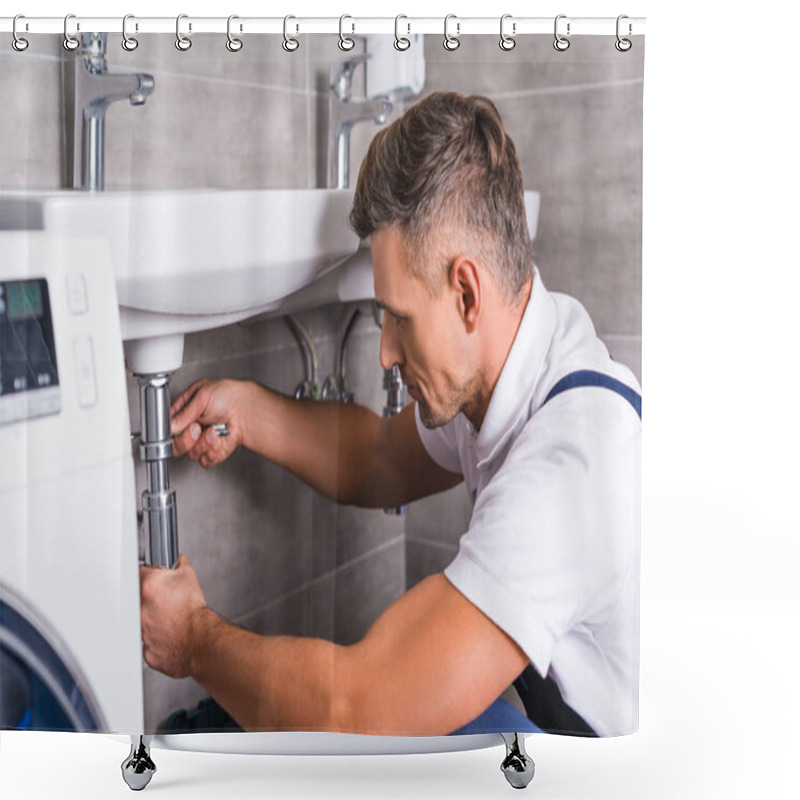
[188,606,348,731]
[236,381,399,507]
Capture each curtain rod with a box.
[1,16,646,37]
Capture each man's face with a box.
[371,226,475,429]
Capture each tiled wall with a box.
[1,33,642,729]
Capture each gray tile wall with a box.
[1,33,642,729]
[0,39,63,188]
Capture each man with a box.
[140,92,641,738]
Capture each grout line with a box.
[600,333,641,341]
[124,64,322,98]
[234,532,405,627]
[1,52,641,103]
[0,50,321,99]
[405,535,460,554]
[0,51,62,64]
[491,75,644,101]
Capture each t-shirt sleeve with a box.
[414,402,463,475]
[443,391,640,679]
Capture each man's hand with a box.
[140,554,208,679]
[170,379,246,467]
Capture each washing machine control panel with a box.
[0,278,61,425]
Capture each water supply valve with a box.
[383,365,406,516]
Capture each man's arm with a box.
[140,556,528,734]
[170,379,461,508]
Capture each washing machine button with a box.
[66,271,88,315]
[73,335,97,408]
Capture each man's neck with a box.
[463,276,533,431]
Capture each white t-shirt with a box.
[415,268,641,737]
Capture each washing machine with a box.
[0,231,143,734]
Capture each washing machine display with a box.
[0,278,61,425]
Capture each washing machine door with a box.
[0,585,107,731]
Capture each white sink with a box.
[0,188,359,316]
[0,188,539,372]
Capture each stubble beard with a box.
[416,373,479,430]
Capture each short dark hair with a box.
[350,91,532,300]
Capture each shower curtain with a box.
[0,23,643,745]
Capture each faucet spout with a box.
[63,32,155,191]
[83,71,155,114]
[328,55,393,189]
[329,95,393,190]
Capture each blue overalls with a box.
[451,370,642,736]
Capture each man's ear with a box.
[449,256,481,333]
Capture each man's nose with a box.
[379,319,403,372]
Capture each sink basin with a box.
[0,189,360,317]
[0,188,539,369]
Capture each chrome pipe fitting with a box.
[322,308,362,403]
[383,365,406,516]
[383,364,405,417]
[136,373,179,568]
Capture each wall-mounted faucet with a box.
[328,55,392,190]
[62,32,155,191]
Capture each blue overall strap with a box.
[543,369,642,420]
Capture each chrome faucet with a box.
[62,32,154,191]
[329,54,392,189]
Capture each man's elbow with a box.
[325,652,447,736]
[326,646,385,734]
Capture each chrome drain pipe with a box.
[136,373,178,568]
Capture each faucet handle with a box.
[332,53,372,100]
[130,74,155,106]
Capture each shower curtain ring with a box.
[338,15,355,51]
[443,14,460,51]
[175,14,192,51]
[283,15,299,52]
[499,14,516,51]
[122,15,139,51]
[63,14,80,51]
[615,15,632,52]
[12,15,29,51]
[394,15,411,51]
[227,15,243,51]
[553,14,570,51]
